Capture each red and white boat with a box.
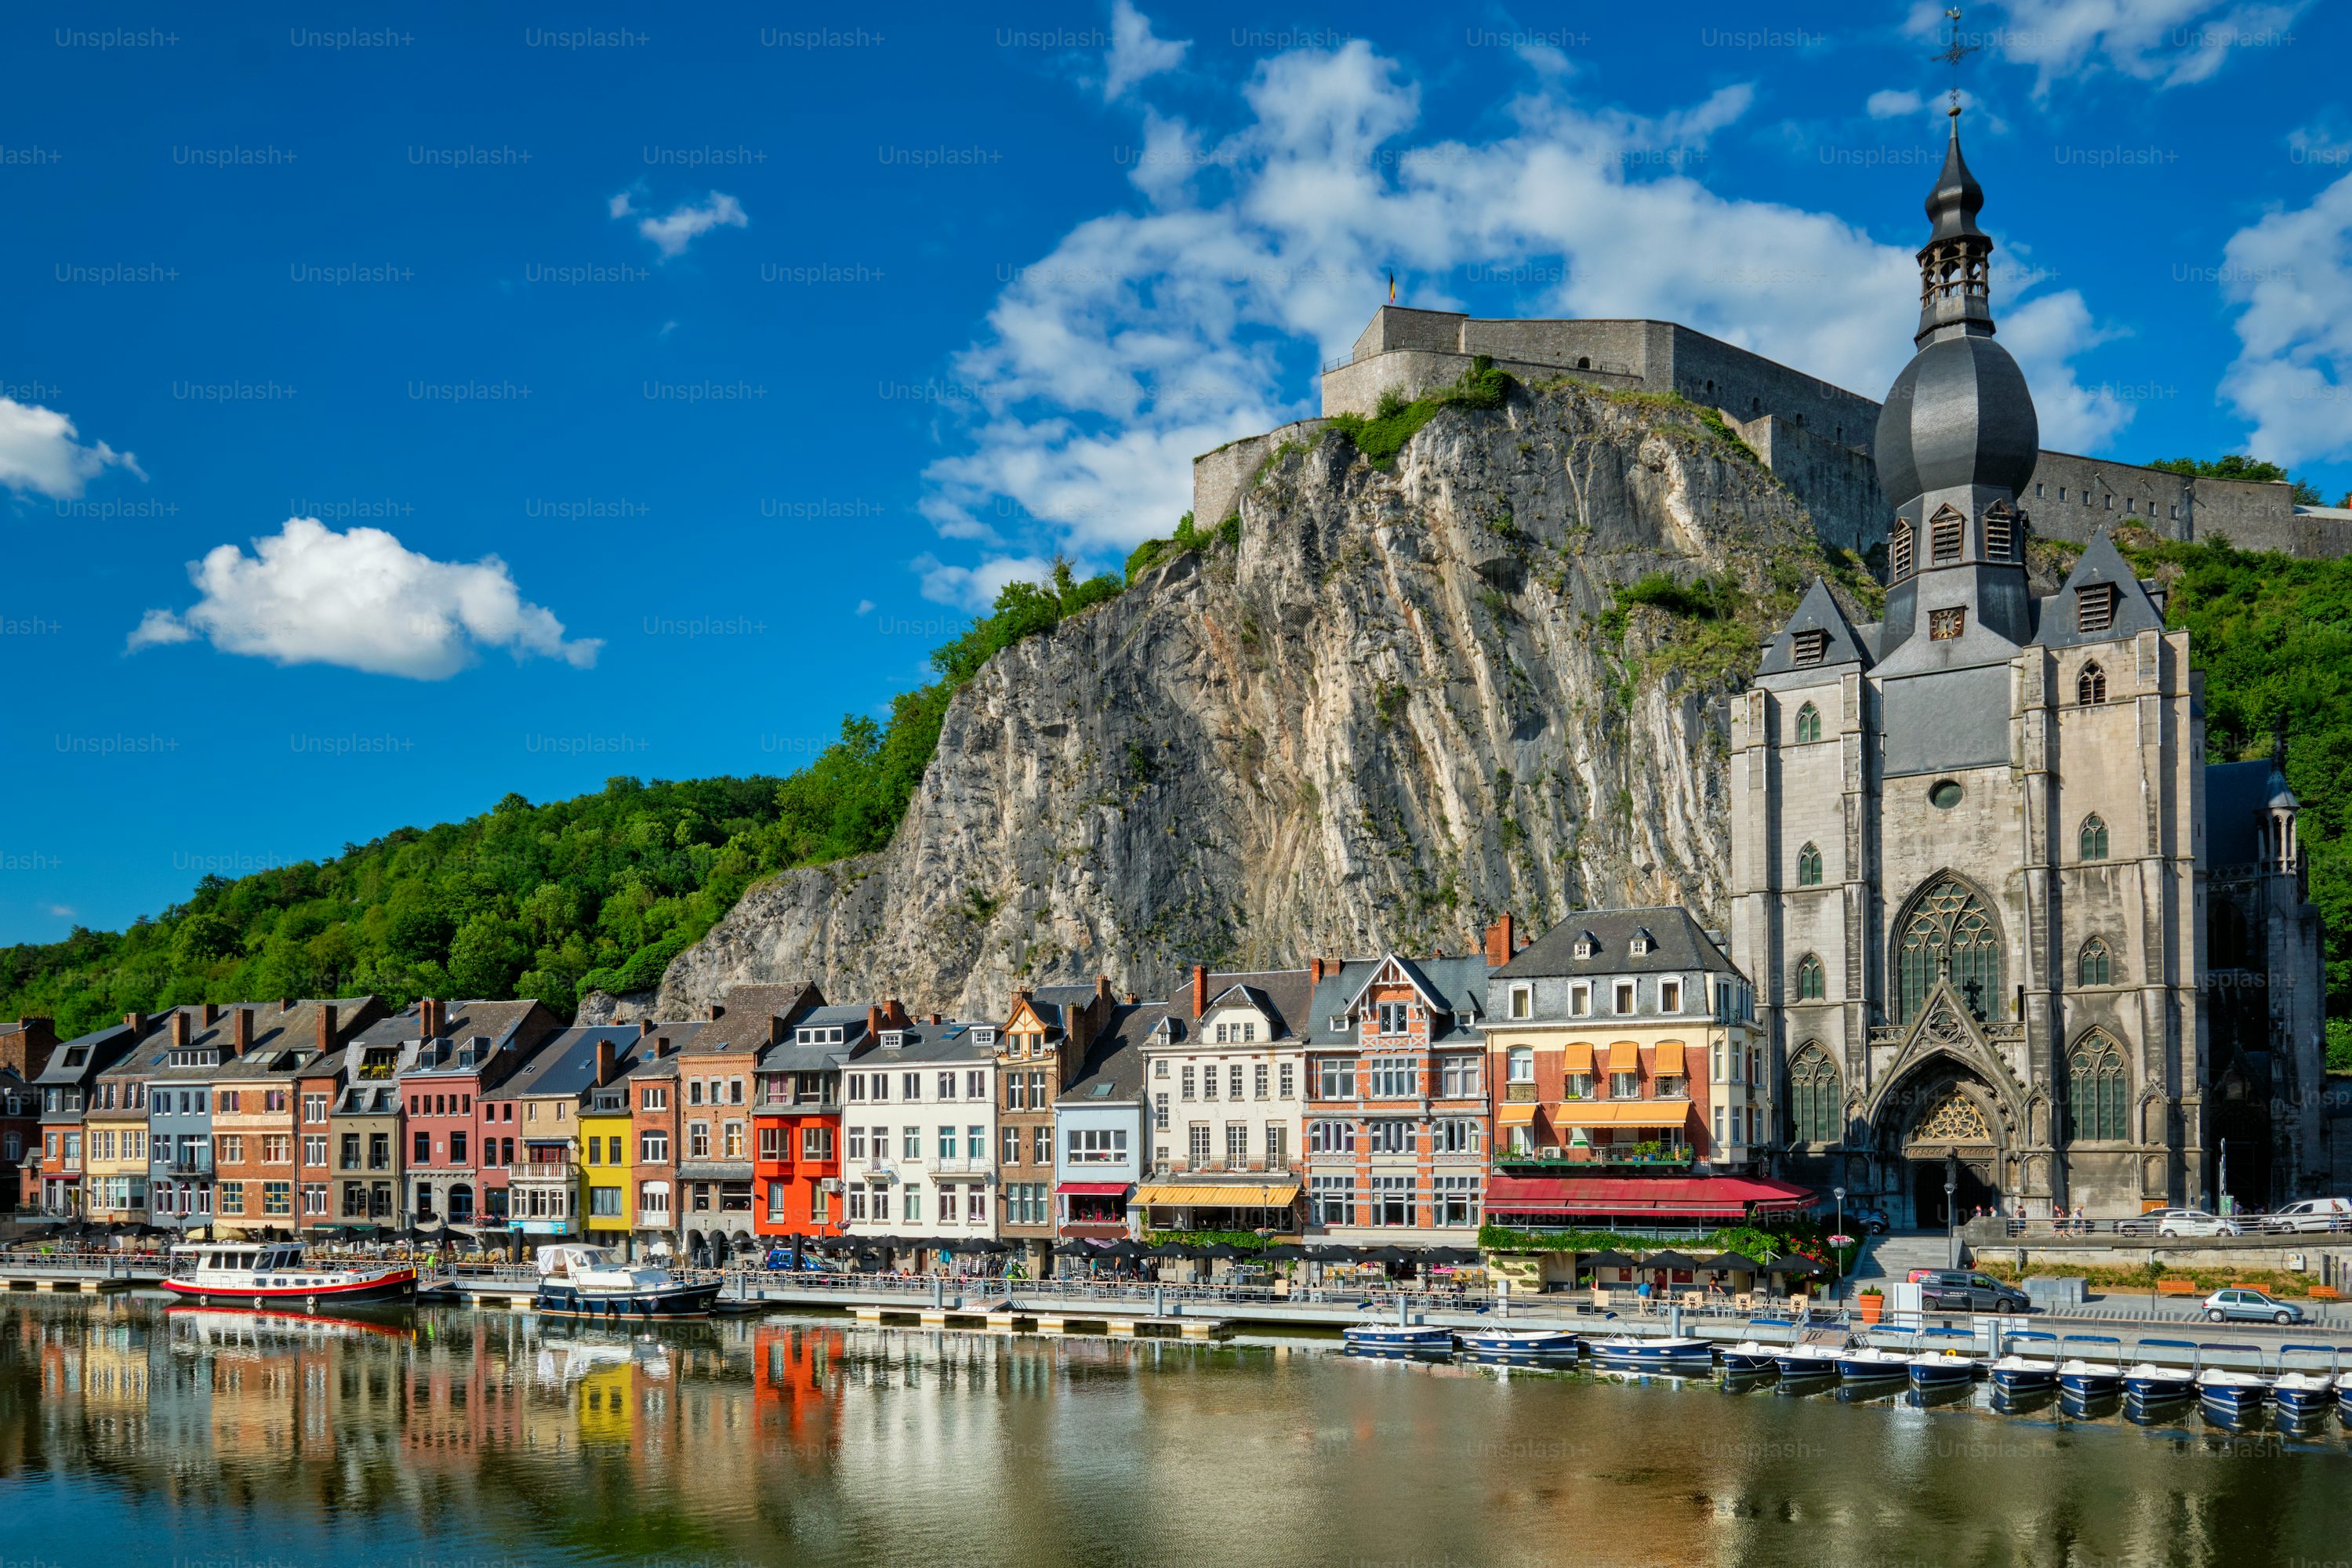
[162,1240,418,1308]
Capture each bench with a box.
[2305,1285,2339,1301]
[2155,1278,2199,1296]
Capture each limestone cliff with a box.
[658,381,1858,1018]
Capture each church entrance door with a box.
[1878,1072,2006,1228]
[1911,1157,2000,1229]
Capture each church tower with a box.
[1729,107,2212,1225]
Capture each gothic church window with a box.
[2075,583,2118,635]
[2078,938,2112,986]
[2077,662,2107,704]
[1794,954,1824,1002]
[2078,814,2109,861]
[1796,843,1823,887]
[2067,1034,2129,1142]
[1788,1045,1842,1144]
[1795,702,1822,743]
[1929,504,1965,564]
[1890,521,1915,580]
[1895,878,2003,1024]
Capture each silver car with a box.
[2117,1207,2242,1237]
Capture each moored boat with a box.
[1773,1340,1845,1380]
[2122,1338,2200,1406]
[1905,1327,1981,1392]
[532,1243,721,1321]
[1833,1333,1914,1383]
[2055,1334,2125,1399]
[1588,1334,1714,1372]
[2270,1345,2339,1421]
[162,1240,417,1309]
[1987,1330,2060,1393]
[1455,1327,1579,1359]
[1719,1319,1798,1377]
[2194,1343,2270,1424]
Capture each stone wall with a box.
[1727,413,1886,555]
[1190,419,1326,532]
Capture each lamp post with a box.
[1832,1185,1846,1301]
[1944,1152,1960,1269]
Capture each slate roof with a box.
[2030,527,2167,650]
[502,1025,638,1102]
[210,998,370,1081]
[1057,1003,1165,1105]
[1494,906,1740,982]
[1757,577,1871,677]
[691,982,826,1056]
[31,1022,136,1089]
[2206,760,2275,868]
[1160,967,1316,1046]
[1303,954,1490,1047]
[855,1018,996,1066]
[757,1001,877,1074]
[372,999,557,1077]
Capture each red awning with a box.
[1483,1174,1815,1218]
[1055,1181,1131,1196]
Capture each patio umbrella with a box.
[1196,1243,1245,1260]
[1261,1243,1307,1261]
[1698,1251,1765,1273]
[964,1238,1009,1254]
[1303,1244,1356,1262]
[1362,1245,1413,1266]
[1642,1250,1701,1271]
[1581,1249,1637,1269]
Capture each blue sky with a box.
[5,0,2350,943]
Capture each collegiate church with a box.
[1730,113,2328,1223]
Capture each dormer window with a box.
[1629,929,1654,956]
[880,1031,904,1050]
[1573,934,1597,960]
[972,1027,996,1047]
[1327,1014,1348,1033]
[2075,583,2118,635]
[1791,629,1828,667]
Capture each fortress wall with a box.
[1733,413,1888,554]
[1661,325,1882,449]
[1319,349,1639,418]
[1190,419,1327,530]
[1459,317,1654,377]
[2021,452,2195,543]
[1350,306,1462,359]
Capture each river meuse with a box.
[1,1294,2345,1567]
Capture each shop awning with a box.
[1133,1181,1301,1207]
[1548,1102,1692,1128]
[1561,1042,1594,1073]
[1483,1174,1816,1218]
[1055,1181,1131,1197]
[1605,1040,1640,1073]
[1653,1040,1686,1076]
[1496,1102,1540,1127]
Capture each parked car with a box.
[2249,1197,2352,1234]
[2116,1207,2242,1237]
[2204,1287,2304,1325]
[1914,1269,2032,1314]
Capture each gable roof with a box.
[1305,953,1489,1045]
[1496,906,1740,980]
[2031,526,2167,650]
[1055,1002,1163,1105]
[690,982,826,1055]
[1756,576,1871,677]
[503,1025,639,1102]
[32,1022,137,1087]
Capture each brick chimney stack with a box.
[1308,957,1324,986]
[866,1004,883,1041]
[1484,914,1517,969]
[1192,965,1208,1019]
[278,996,294,1013]
[123,1011,148,1037]
[230,1007,253,1054]
[595,1037,615,1086]
[419,997,446,1040]
[706,1003,726,1022]
[640,1018,656,1038]
[655,1035,674,1058]
[201,1003,220,1029]
[171,1011,190,1048]
[317,1004,338,1054]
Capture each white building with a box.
[837,1019,998,1246]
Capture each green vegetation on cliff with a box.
[0,561,1123,1034]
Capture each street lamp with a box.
[1944,1153,1960,1269]
[1832,1185,1847,1301]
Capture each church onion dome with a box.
[1875,336,2040,503]
[1925,127,1987,242]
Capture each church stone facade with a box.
[1729,117,2328,1224]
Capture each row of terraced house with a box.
[8,908,1818,1264]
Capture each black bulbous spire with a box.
[1914,112,1996,347]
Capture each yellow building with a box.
[581,1082,634,1240]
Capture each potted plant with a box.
[1857,1287,1885,1323]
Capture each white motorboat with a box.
[532,1243,721,1320]
[2056,1334,2126,1398]
[2270,1344,2339,1421]
[1719,1319,1798,1377]
[1588,1334,1715,1372]
[2122,1338,2200,1406]
[1905,1327,1981,1391]
[1987,1330,2061,1393]
[1455,1327,1580,1359]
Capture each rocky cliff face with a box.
[658,383,1846,1018]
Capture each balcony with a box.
[926,1156,992,1176]
[1494,1143,1695,1170]
[167,1155,213,1176]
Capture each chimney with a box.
[886,998,910,1028]
[867,1005,883,1042]
[1309,957,1324,986]
[706,1003,726,1022]
[1126,992,1138,1005]
[1095,975,1113,1007]
[278,996,294,1014]
[1192,965,1207,1020]
[230,1007,253,1054]
[769,1015,787,1046]
[1485,914,1516,970]
[201,1003,220,1029]
[123,1011,148,1038]
[655,1034,674,1058]
[419,997,445,1040]
[316,1004,338,1054]
[639,1018,656,1038]
[171,1011,190,1049]
[594,1038,615,1086]
[930,1013,945,1025]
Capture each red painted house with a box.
[752,997,907,1243]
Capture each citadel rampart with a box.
[1196,305,2352,562]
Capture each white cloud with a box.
[2000,290,2135,452]
[1990,0,2311,96]
[913,552,1062,612]
[2216,171,2352,464]
[0,397,143,499]
[855,598,876,615]
[1103,0,1188,101]
[917,38,2124,579]
[610,190,749,258]
[127,517,601,679]
[1866,89,1925,119]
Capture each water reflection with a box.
[2,1295,2351,1566]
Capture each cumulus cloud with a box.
[0,397,143,499]
[126,517,601,679]
[913,551,1063,612]
[1866,89,1926,119]
[1103,0,1187,100]
[915,36,2125,590]
[610,189,749,258]
[2215,171,2352,464]
[1991,0,2311,96]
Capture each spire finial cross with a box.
[1933,7,1979,118]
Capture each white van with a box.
[2256,1197,2352,1233]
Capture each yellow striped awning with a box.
[1605,1040,1641,1073]
[1550,1102,1693,1130]
[1133,1182,1301,1207]
[1561,1042,1595,1073]
[1497,1102,1540,1127]
[1653,1040,1686,1076]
